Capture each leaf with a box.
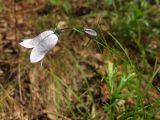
[62,0,71,14]
[104,0,113,5]
[50,0,59,6]
[0,2,6,12]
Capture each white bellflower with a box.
[20,30,58,63]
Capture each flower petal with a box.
[19,39,34,48]
[30,47,46,63]
[30,34,58,63]
[20,30,54,49]
[34,30,54,43]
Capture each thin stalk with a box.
[108,32,133,65]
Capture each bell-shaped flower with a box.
[20,30,58,63]
[84,28,97,37]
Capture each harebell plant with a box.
[19,27,97,64]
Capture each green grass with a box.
[0,2,6,12]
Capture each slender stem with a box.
[56,27,84,34]
[41,60,43,67]
[57,27,72,32]
[108,32,132,65]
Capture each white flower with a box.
[84,28,97,37]
[20,30,58,63]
